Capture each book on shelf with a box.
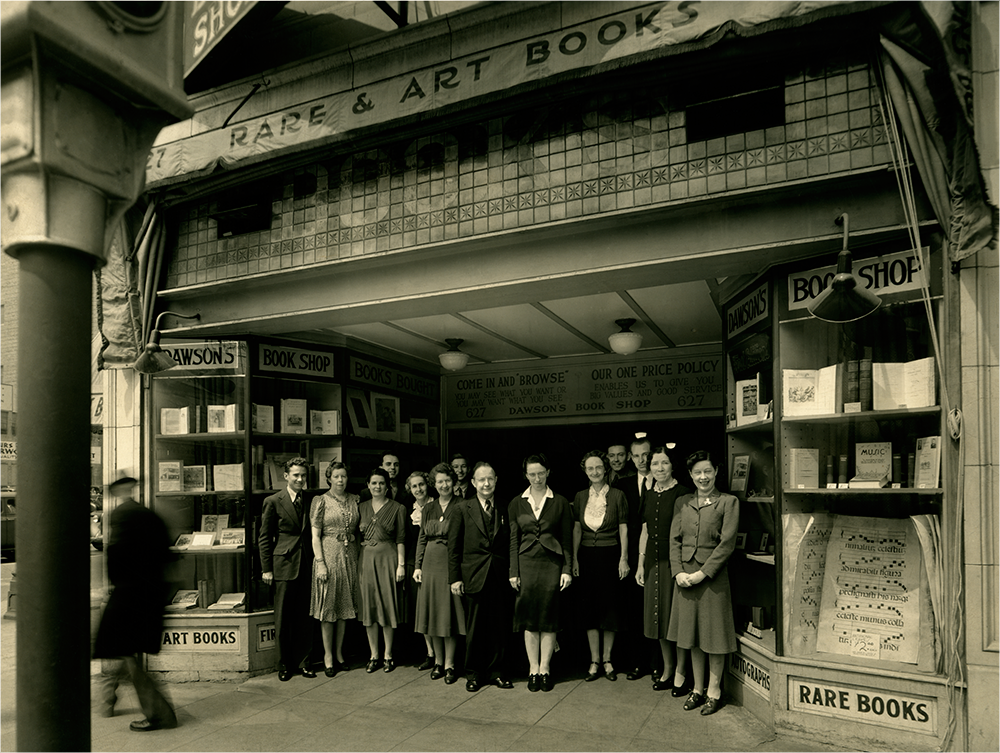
[165,590,200,611]
[782,364,843,416]
[914,436,941,488]
[735,374,760,427]
[213,463,244,491]
[201,513,230,532]
[187,531,217,549]
[281,398,308,434]
[160,407,191,435]
[158,460,183,492]
[825,455,835,486]
[172,533,194,550]
[859,356,873,410]
[207,404,237,433]
[849,441,891,488]
[309,409,340,435]
[183,465,207,492]
[216,528,245,548]
[208,592,246,611]
[872,356,936,411]
[730,454,750,492]
[789,448,819,489]
[252,404,274,433]
[844,359,860,405]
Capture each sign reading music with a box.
[444,349,722,423]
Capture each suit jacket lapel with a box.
[470,498,488,539]
[280,490,301,530]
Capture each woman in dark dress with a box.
[667,450,739,716]
[404,470,436,671]
[636,445,691,693]
[310,461,361,676]
[358,467,407,673]
[413,462,467,684]
[571,450,629,682]
[509,453,573,692]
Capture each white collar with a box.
[522,486,554,499]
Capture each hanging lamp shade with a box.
[608,318,642,355]
[438,338,470,371]
[808,214,882,323]
[133,311,201,374]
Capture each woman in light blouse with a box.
[667,450,739,716]
[404,471,436,671]
[413,463,467,684]
[571,450,629,681]
[509,453,573,692]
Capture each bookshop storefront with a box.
[95,2,996,750]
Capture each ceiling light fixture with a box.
[807,213,882,323]
[438,338,470,371]
[608,318,642,356]
[133,311,201,374]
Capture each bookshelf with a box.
[148,338,442,616]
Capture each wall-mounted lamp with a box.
[438,338,470,371]
[609,318,642,355]
[807,213,882,323]
[133,311,201,374]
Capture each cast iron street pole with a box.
[1,3,191,748]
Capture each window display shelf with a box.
[727,418,773,434]
[156,432,244,441]
[781,406,939,425]
[783,487,943,495]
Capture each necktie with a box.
[293,493,302,515]
[484,500,493,524]
[642,476,650,492]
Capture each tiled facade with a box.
[167,59,890,289]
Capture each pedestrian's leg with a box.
[124,656,176,728]
[97,657,125,717]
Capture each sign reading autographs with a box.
[150,1,855,184]
[444,349,722,424]
[727,652,770,701]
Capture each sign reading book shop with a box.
[258,344,334,379]
[787,248,930,311]
[444,348,722,424]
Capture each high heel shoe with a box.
[383,658,395,673]
[365,658,382,673]
[671,677,693,697]
[585,662,601,682]
[603,662,617,681]
[430,664,445,680]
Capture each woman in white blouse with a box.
[571,450,630,681]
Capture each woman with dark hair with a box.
[310,461,361,676]
[358,467,407,673]
[413,462,467,683]
[509,453,573,692]
[668,450,739,716]
[571,450,630,682]
[404,470,436,671]
[635,446,691,693]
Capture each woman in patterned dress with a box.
[636,446,691,693]
[413,462,467,684]
[358,467,407,673]
[310,461,361,677]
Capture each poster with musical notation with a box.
[816,517,920,664]
[783,513,833,656]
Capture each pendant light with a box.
[807,214,882,323]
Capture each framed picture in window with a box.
[730,454,750,493]
[370,393,400,442]
[410,418,428,446]
[346,388,376,438]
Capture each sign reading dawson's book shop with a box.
[444,348,722,424]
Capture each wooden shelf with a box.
[156,490,246,497]
[781,406,939,424]
[251,433,343,440]
[156,432,244,441]
[783,487,942,495]
[745,553,775,565]
[727,419,773,434]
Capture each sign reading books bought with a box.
[444,348,723,424]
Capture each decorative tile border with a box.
[168,62,890,287]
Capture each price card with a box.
[850,634,880,660]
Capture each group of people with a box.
[257,437,739,715]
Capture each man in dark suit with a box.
[258,457,316,681]
[607,442,634,487]
[94,475,177,732]
[448,461,514,691]
[614,436,655,681]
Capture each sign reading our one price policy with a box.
[444,350,723,423]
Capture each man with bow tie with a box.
[259,457,317,681]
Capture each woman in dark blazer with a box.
[571,450,630,681]
[667,450,739,716]
[509,453,573,692]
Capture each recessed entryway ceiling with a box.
[320,279,723,369]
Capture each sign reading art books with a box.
[816,517,920,663]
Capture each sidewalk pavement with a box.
[1,562,855,752]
